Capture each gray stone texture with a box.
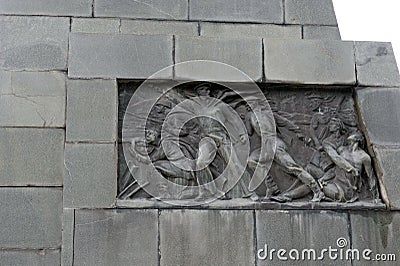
[12,71,66,96]
[0,71,65,127]
[0,0,91,16]
[256,210,350,266]
[303,26,341,40]
[120,20,198,36]
[0,128,64,186]
[74,210,158,266]
[66,79,117,142]
[264,39,356,84]
[351,212,400,265]
[356,87,400,146]
[200,22,302,39]
[68,33,173,79]
[285,0,337,25]
[0,70,11,94]
[374,149,400,210]
[72,18,120,34]
[0,16,69,71]
[190,0,283,23]
[0,188,62,248]
[62,209,74,266]
[64,144,116,208]
[94,0,188,20]
[0,250,61,266]
[355,42,400,87]
[175,36,262,81]
[160,210,254,266]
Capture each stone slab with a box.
[0,128,64,186]
[256,210,350,265]
[355,42,400,87]
[374,148,400,210]
[120,20,198,36]
[74,210,158,266]
[175,36,262,81]
[72,18,120,34]
[160,210,254,266]
[0,71,11,94]
[190,0,283,23]
[0,94,65,127]
[94,0,188,20]
[12,71,66,96]
[200,22,301,39]
[0,188,62,248]
[64,144,116,208]
[0,0,91,16]
[264,39,356,84]
[68,33,173,79]
[303,26,341,40]
[66,79,117,142]
[285,0,337,25]
[62,209,74,266]
[0,16,69,71]
[356,87,400,146]
[0,250,61,266]
[350,212,400,265]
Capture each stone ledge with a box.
[264,39,356,84]
[121,20,198,36]
[72,18,120,34]
[303,25,341,40]
[0,250,61,266]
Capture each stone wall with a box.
[1,0,400,265]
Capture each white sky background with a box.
[333,0,400,69]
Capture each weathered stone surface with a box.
[94,0,188,20]
[264,39,355,84]
[0,128,64,186]
[72,18,120,34]
[175,36,262,81]
[0,0,91,16]
[160,210,254,266]
[12,71,66,96]
[256,210,350,265]
[64,144,116,208]
[0,71,11,94]
[0,71,65,127]
[66,79,117,142]
[74,210,158,266]
[374,148,400,210]
[121,20,198,36]
[303,26,341,40]
[190,0,283,23]
[356,88,400,146]
[0,188,62,248]
[200,22,301,38]
[285,0,337,25]
[68,33,173,79]
[0,16,69,71]
[350,212,400,265]
[355,42,400,87]
[0,94,65,127]
[62,209,74,266]
[0,250,61,266]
